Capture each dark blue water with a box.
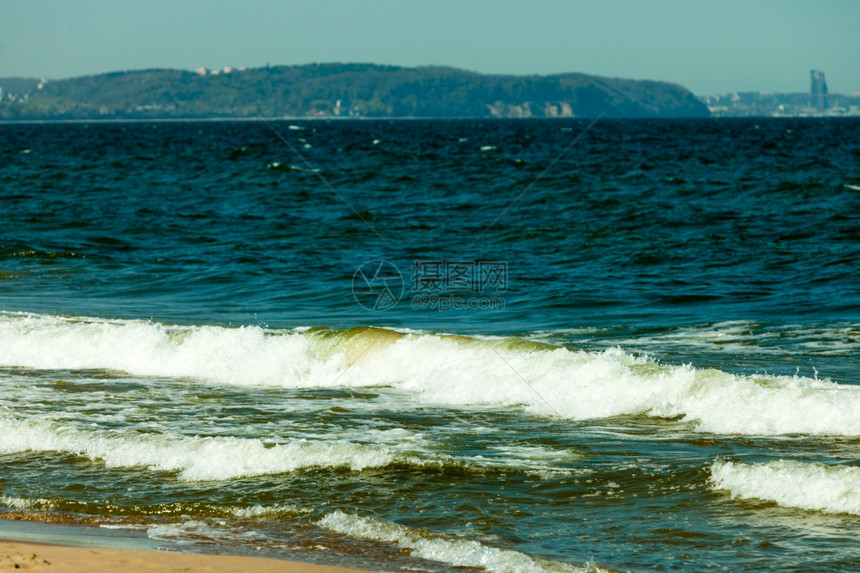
[3,119,859,325]
[1,119,859,572]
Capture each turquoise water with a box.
[0,119,859,572]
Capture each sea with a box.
[0,117,858,572]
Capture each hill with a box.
[0,77,41,99]
[0,63,709,120]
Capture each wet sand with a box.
[0,517,374,572]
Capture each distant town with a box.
[699,70,860,117]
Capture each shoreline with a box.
[0,540,372,572]
[0,517,374,572]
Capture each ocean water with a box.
[0,118,859,572]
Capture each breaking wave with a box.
[1,311,859,436]
[710,460,860,515]
[0,415,582,481]
[318,510,606,573]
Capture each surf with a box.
[710,460,860,516]
[1,311,859,436]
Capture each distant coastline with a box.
[0,62,709,120]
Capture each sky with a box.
[1,0,858,96]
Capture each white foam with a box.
[352,334,860,436]
[2,312,859,436]
[0,495,56,510]
[226,503,310,518]
[146,520,234,544]
[318,510,602,572]
[710,460,860,515]
[462,445,584,477]
[0,415,398,481]
[0,414,570,480]
[0,312,341,387]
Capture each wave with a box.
[1,311,859,436]
[0,415,580,481]
[0,416,399,481]
[0,495,57,511]
[318,510,605,573]
[710,460,860,515]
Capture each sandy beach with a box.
[0,514,372,572]
[0,539,373,572]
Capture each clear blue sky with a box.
[1,0,858,95]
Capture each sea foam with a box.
[318,510,604,573]
[0,415,398,481]
[2,312,859,436]
[710,460,860,515]
[0,414,579,480]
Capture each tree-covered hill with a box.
[0,63,709,120]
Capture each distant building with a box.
[195,67,208,76]
[810,69,828,112]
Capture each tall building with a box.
[810,70,828,112]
